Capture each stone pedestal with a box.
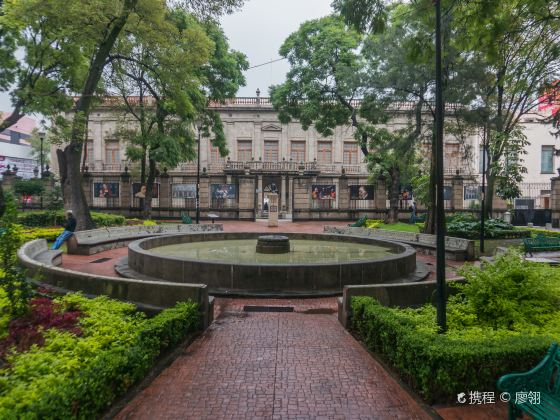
[120,172,131,208]
[338,175,349,209]
[451,175,463,211]
[159,174,170,209]
[268,192,278,227]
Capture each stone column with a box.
[375,176,387,209]
[257,175,263,214]
[200,171,210,212]
[1,170,16,194]
[159,172,170,210]
[288,176,293,213]
[551,176,560,227]
[451,174,464,211]
[268,192,279,227]
[119,171,131,209]
[281,175,287,212]
[338,173,349,209]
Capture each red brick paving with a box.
[116,298,432,420]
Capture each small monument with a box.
[268,192,279,227]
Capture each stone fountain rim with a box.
[128,232,416,268]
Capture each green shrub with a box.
[17,211,125,228]
[351,297,554,403]
[446,215,531,239]
[0,294,200,418]
[350,250,560,403]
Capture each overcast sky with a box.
[0,0,333,113]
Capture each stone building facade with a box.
[50,97,517,220]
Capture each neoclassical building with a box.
[50,96,554,220]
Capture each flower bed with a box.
[0,293,200,418]
[350,250,560,403]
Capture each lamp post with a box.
[39,131,45,210]
[434,0,446,332]
[480,123,488,254]
[196,125,201,224]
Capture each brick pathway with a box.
[116,298,432,420]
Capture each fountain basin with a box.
[125,232,418,296]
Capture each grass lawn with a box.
[377,222,421,233]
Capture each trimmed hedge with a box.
[17,211,125,228]
[0,295,200,418]
[351,297,553,404]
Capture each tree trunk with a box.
[387,166,400,224]
[59,0,136,231]
[484,170,496,219]
[57,147,94,230]
[424,134,437,234]
[143,158,157,219]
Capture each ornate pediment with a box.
[261,124,282,132]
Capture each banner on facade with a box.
[350,185,374,200]
[93,182,120,198]
[172,184,196,199]
[464,185,481,200]
[132,183,159,199]
[312,185,336,200]
[211,184,236,199]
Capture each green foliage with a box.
[13,179,44,197]
[0,193,31,318]
[0,294,200,418]
[351,296,555,403]
[351,249,560,402]
[446,213,530,239]
[456,250,560,329]
[17,211,125,228]
[21,227,63,242]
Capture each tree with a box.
[456,0,560,216]
[270,15,420,223]
[0,0,245,230]
[107,10,247,217]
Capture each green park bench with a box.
[497,342,560,420]
[181,212,193,225]
[523,234,560,256]
[409,214,426,224]
[348,216,367,228]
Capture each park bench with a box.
[523,234,560,256]
[497,342,560,420]
[348,216,367,228]
[409,214,426,224]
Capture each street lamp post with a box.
[196,125,201,224]
[434,0,446,332]
[39,131,45,210]
[480,123,488,254]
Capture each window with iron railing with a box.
[290,141,305,162]
[264,140,279,162]
[343,142,359,165]
[237,140,252,162]
[317,141,332,164]
[105,141,120,164]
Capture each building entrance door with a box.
[262,176,280,216]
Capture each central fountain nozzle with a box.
[256,235,290,254]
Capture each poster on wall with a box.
[464,185,481,200]
[350,185,374,200]
[93,182,120,198]
[211,184,236,199]
[311,185,336,200]
[132,183,159,199]
[172,184,196,199]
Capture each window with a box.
[541,145,554,173]
[105,141,120,164]
[237,140,252,161]
[264,141,279,162]
[317,141,332,164]
[210,145,225,163]
[343,142,359,165]
[479,146,489,173]
[290,141,305,162]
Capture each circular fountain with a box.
[120,232,422,296]
[256,235,290,254]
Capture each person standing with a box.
[52,210,77,250]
